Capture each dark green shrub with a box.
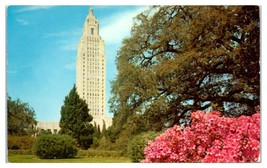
[127,131,161,162]
[8,135,36,150]
[33,134,77,159]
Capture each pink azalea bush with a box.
[142,110,260,163]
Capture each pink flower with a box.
[142,110,260,163]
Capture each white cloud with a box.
[16,18,29,26]
[16,6,53,13]
[100,6,149,45]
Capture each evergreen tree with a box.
[93,122,97,134]
[97,125,101,134]
[59,85,94,149]
[93,121,101,139]
[102,119,107,135]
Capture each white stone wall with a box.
[36,121,60,134]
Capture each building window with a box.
[91,28,94,35]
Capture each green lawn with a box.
[8,154,132,163]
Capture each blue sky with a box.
[7,5,149,121]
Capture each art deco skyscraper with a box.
[76,8,112,129]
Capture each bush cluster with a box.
[143,111,260,163]
[33,134,78,159]
[8,135,36,150]
[127,131,161,162]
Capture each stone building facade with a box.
[76,8,112,130]
[36,121,60,134]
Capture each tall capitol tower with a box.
[76,8,112,130]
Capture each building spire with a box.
[89,8,94,16]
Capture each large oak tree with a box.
[109,6,260,133]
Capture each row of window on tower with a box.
[88,104,104,109]
[80,36,100,44]
[87,36,100,41]
[85,92,104,96]
[82,72,104,78]
[82,55,104,62]
[83,65,104,70]
[82,62,105,69]
[88,100,104,106]
[82,86,104,93]
[82,86,104,94]
[83,51,101,56]
[83,86,104,92]
[88,107,105,117]
[82,84,105,90]
[83,68,104,72]
[87,47,99,51]
[83,77,104,81]
[89,112,105,117]
[87,41,99,48]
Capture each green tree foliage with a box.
[93,121,102,138]
[38,129,52,136]
[102,119,107,135]
[97,125,101,135]
[104,112,147,152]
[7,96,37,135]
[59,85,94,149]
[105,126,120,143]
[8,135,36,150]
[97,137,115,150]
[33,134,77,159]
[110,6,260,134]
[91,120,109,149]
[127,131,161,162]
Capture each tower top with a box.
[89,8,94,16]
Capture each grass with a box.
[8,154,132,163]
